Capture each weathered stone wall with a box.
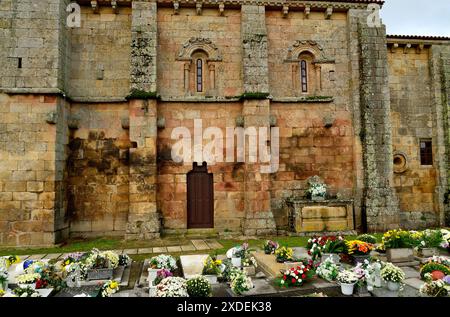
[0,94,69,246]
[156,102,244,233]
[69,6,132,100]
[266,11,348,100]
[157,7,242,98]
[357,12,400,232]
[131,1,157,93]
[442,47,450,225]
[270,103,355,230]
[241,5,268,93]
[388,47,439,229]
[67,103,130,236]
[0,0,69,90]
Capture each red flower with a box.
[283,275,287,280]
[302,274,306,279]
[291,278,296,284]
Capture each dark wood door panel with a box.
[187,162,214,228]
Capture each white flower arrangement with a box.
[16,273,41,284]
[316,257,339,282]
[100,280,119,297]
[150,254,178,271]
[380,263,405,283]
[337,270,359,285]
[440,229,450,249]
[419,274,449,297]
[242,256,258,268]
[156,277,189,297]
[230,270,253,295]
[84,249,120,270]
[306,183,327,197]
[186,275,212,297]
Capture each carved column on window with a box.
[208,63,216,91]
[184,62,191,93]
[314,64,322,93]
[291,64,299,92]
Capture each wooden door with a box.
[187,162,214,229]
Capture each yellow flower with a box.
[215,260,222,265]
[110,281,119,289]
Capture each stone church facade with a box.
[0,0,449,246]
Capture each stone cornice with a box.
[75,0,378,10]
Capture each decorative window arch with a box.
[177,38,222,95]
[285,40,335,96]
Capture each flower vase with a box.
[231,257,242,268]
[149,285,157,297]
[203,275,218,284]
[340,283,355,296]
[387,281,400,292]
[352,255,370,265]
[322,253,340,264]
[147,268,159,285]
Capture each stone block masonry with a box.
[130,1,157,93]
[0,1,449,246]
[0,94,70,246]
[357,11,400,231]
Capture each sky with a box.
[380,0,450,37]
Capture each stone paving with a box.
[17,240,223,262]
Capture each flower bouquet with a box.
[13,286,41,297]
[148,254,178,286]
[346,240,374,264]
[380,263,405,291]
[263,240,279,255]
[16,272,41,289]
[149,254,178,271]
[419,256,450,280]
[154,269,173,285]
[275,247,293,263]
[202,256,223,277]
[316,257,339,282]
[337,270,359,295]
[99,280,119,297]
[186,275,212,297]
[230,270,253,295]
[307,236,346,262]
[156,277,189,297]
[306,183,327,200]
[279,263,314,288]
[84,249,119,280]
[419,273,450,297]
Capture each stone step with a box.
[191,240,209,250]
[186,229,219,239]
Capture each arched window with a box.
[196,59,203,92]
[300,60,308,93]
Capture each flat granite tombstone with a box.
[180,254,209,279]
[54,285,100,297]
[226,278,278,297]
[292,247,311,260]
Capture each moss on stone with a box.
[125,89,160,100]
[238,92,270,100]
